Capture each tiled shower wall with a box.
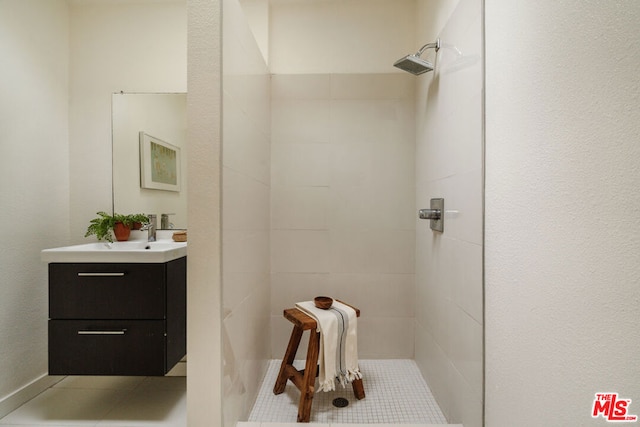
[270,73,417,359]
[221,0,271,425]
[414,0,484,426]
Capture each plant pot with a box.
[113,222,131,241]
[132,222,143,230]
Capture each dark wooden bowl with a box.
[314,296,333,310]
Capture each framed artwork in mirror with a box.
[139,131,181,192]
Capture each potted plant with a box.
[125,213,149,231]
[85,211,149,242]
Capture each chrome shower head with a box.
[393,55,434,75]
[394,38,440,75]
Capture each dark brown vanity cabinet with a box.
[48,257,186,376]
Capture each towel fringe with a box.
[318,368,362,392]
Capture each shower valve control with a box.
[419,198,444,232]
[419,209,440,220]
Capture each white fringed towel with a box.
[295,300,361,392]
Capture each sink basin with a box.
[41,241,187,263]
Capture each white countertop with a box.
[41,240,187,263]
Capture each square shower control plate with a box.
[430,198,444,232]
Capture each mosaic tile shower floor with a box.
[248,359,447,424]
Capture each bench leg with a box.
[273,325,303,395]
[297,329,320,423]
[352,377,365,400]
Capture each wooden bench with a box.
[273,303,365,422]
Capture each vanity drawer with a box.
[48,319,167,375]
[49,263,166,319]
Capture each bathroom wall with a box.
[270,74,417,359]
[269,0,418,359]
[0,0,187,418]
[485,2,640,426]
[0,0,70,416]
[269,0,416,75]
[221,0,271,424]
[413,1,484,426]
[69,0,187,242]
[186,0,223,424]
[238,0,269,62]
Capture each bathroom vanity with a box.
[42,242,186,376]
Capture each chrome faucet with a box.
[142,214,157,242]
[161,213,175,229]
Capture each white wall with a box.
[0,0,70,416]
[238,0,269,62]
[485,1,640,426]
[414,1,484,426]
[269,1,418,360]
[269,0,416,75]
[221,0,271,424]
[69,0,187,242]
[270,73,417,359]
[187,0,223,425]
[0,0,187,417]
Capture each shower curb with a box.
[237,423,462,427]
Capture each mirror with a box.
[112,92,187,229]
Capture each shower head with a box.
[394,38,441,75]
[393,55,434,75]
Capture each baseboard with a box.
[166,360,187,376]
[0,374,65,419]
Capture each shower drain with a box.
[332,397,349,408]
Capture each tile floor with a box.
[239,424,457,427]
[248,360,450,425]
[0,360,457,427]
[0,376,186,427]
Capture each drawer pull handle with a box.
[77,330,127,335]
[77,272,125,277]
